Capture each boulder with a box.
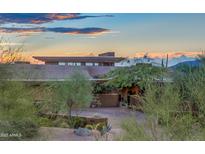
[74,127,92,136]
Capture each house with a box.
[0,52,125,82]
[33,52,125,67]
[0,64,116,82]
[0,51,125,109]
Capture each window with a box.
[68,62,74,66]
[76,62,81,66]
[94,63,99,66]
[86,63,93,66]
[58,62,65,65]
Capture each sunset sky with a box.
[0,13,205,59]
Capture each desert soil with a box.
[33,107,145,141]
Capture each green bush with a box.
[85,124,94,130]
[0,81,39,140]
[39,117,70,128]
[0,119,39,141]
[119,118,152,141]
[95,122,106,132]
[52,118,69,128]
[69,117,86,129]
[38,117,53,127]
[120,74,205,140]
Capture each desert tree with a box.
[43,71,93,123]
[0,37,26,64]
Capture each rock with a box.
[74,128,92,136]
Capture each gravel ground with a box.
[33,107,145,141]
[72,107,145,128]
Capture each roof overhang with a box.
[33,56,125,63]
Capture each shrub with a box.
[70,117,86,129]
[0,81,39,140]
[85,124,94,130]
[120,81,205,140]
[52,118,69,128]
[95,123,105,132]
[38,117,53,127]
[119,118,152,141]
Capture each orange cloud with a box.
[48,14,77,20]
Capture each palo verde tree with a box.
[45,71,93,121]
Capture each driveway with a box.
[72,107,145,128]
[34,107,145,141]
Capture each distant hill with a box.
[170,60,202,69]
[116,55,198,67]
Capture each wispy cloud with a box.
[0,27,110,35]
[0,13,113,24]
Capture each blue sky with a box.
[0,13,205,58]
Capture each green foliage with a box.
[39,117,70,128]
[41,71,93,120]
[38,84,66,115]
[0,81,39,140]
[85,124,94,130]
[0,64,10,81]
[119,118,152,141]
[0,119,39,140]
[165,114,204,140]
[120,66,205,140]
[174,66,205,122]
[69,117,86,129]
[95,122,106,132]
[105,64,166,89]
[38,117,53,127]
[85,122,107,135]
[92,82,115,94]
[142,84,181,125]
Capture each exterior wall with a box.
[45,60,115,66]
[45,62,58,65]
[56,61,115,66]
[98,62,114,66]
[98,94,120,107]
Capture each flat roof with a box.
[33,56,125,63]
[0,64,116,81]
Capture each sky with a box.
[0,13,205,61]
